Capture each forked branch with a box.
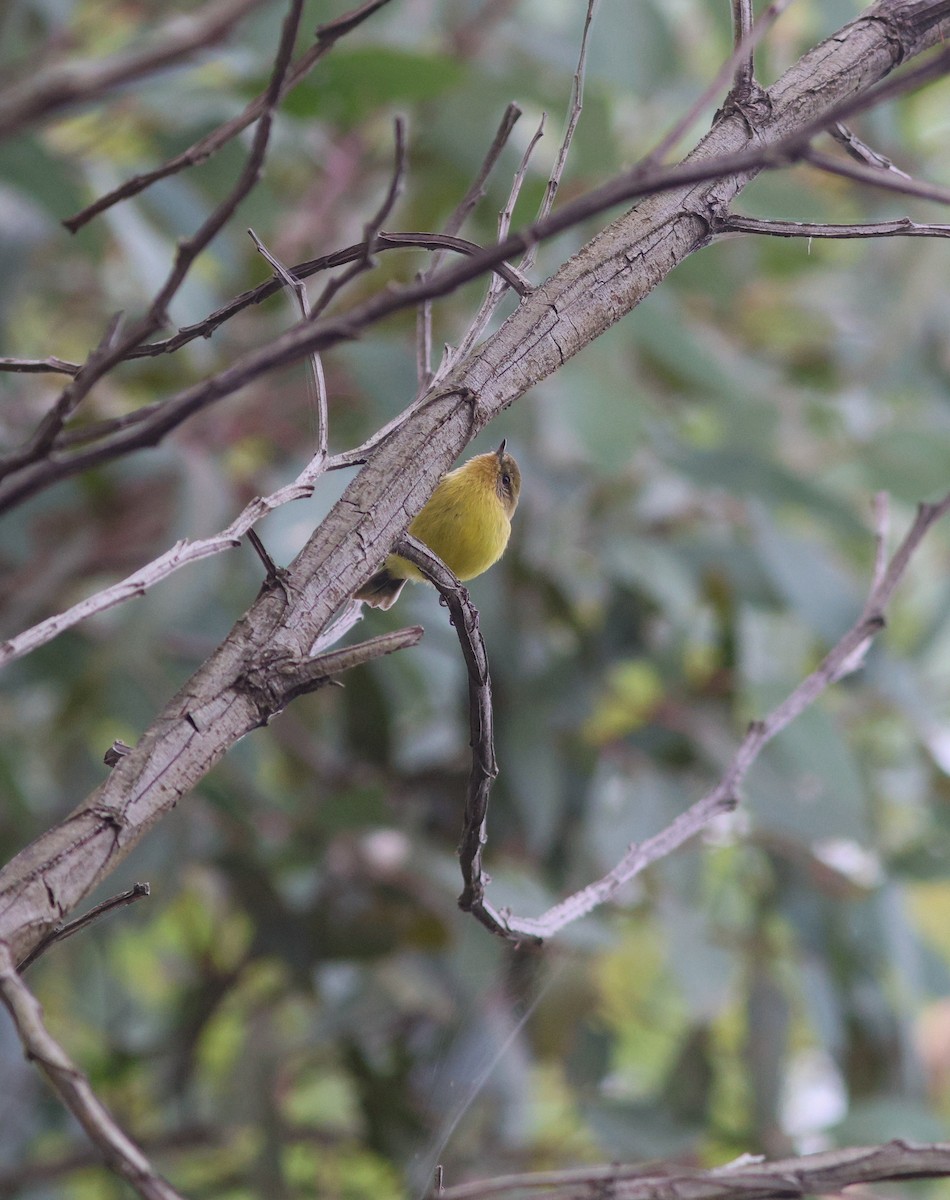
[402,493,950,943]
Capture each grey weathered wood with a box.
[1,0,948,961]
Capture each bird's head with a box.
[493,439,521,518]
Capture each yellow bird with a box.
[354,440,521,609]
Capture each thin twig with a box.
[419,102,523,385]
[0,313,124,474]
[436,1139,950,1200]
[646,0,793,167]
[1,0,304,485]
[238,625,425,724]
[297,625,424,691]
[433,0,594,378]
[18,884,150,972]
[440,102,523,242]
[0,0,265,142]
[713,213,950,239]
[801,145,950,205]
[245,526,285,589]
[731,0,756,100]
[499,118,547,248]
[5,29,950,509]
[519,0,598,275]
[0,944,185,1200]
[248,229,328,459]
[0,356,81,376]
[0,449,330,669]
[830,121,911,179]
[62,0,396,233]
[417,274,434,387]
[436,114,546,381]
[871,491,890,593]
[0,233,531,380]
[310,116,409,321]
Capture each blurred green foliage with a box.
[2,0,950,1197]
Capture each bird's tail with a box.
[353,569,407,610]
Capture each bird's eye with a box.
[502,473,511,488]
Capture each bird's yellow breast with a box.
[386,455,513,583]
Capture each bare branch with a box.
[519,0,598,275]
[504,498,950,940]
[310,116,409,320]
[647,0,793,167]
[394,535,503,937]
[0,0,265,142]
[9,12,948,511]
[0,450,329,669]
[499,118,547,248]
[830,120,911,177]
[405,490,950,943]
[714,213,950,239]
[249,229,329,459]
[436,1,596,375]
[436,1139,950,1200]
[0,313,125,474]
[0,356,80,376]
[871,491,890,593]
[420,101,524,385]
[802,144,950,204]
[62,0,396,233]
[0,0,303,488]
[440,102,523,241]
[291,625,424,697]
[417,276,434,387]
[17,884,150,972]
[2,0,949,975]
[0,233,531,379]
[0,944,185,1200]
[731,0,756,99]
[436,114,546,379]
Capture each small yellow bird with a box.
[354,440,521,609]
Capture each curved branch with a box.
[0,233,530,380]
[0,0,948,969]
[393,535,508,938]
[402,493,950,944]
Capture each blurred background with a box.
[2,0,950,1196]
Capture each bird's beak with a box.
[496,439,507,459]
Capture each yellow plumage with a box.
[354,441,521,609]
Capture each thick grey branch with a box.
[0,0,948,967]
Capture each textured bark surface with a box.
[1,0,948,961]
